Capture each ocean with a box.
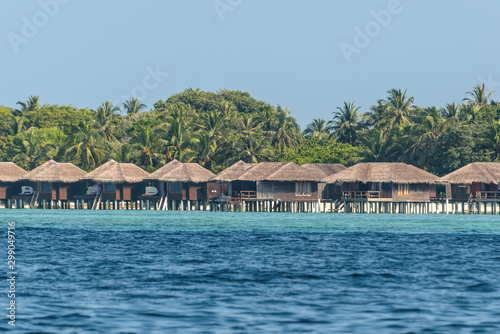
[1,210,500,333]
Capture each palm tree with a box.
[461,103,481,123]
[463,84,495,107]
[12,130,53,171]
[193,132,219,171]
[93,101,121,141]
[123,98,147,115]
[483,118,500,161]
[303,118,332,139]
[196,110,226,142]
[257,105,276,132]
[358,128,398,162]
[165,105,196,162]
[94,101,120,127]
[126,125,165,171]
[267,106,301,152]
[378,89,415,129]
[329,101,362,144]
[239,134,274,163]
[443,103,461,123]
[237,115,261,136]
[364,100,386,128]
[404,107,448,167]
[15,95,41,115]
[64,120,108,170]
[412,106,447,147]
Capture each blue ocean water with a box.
[1,211,500,333]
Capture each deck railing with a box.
[230,191,258,200]
[342,191,381,199]
[476,191,500,200]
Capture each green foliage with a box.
[428,124,490,176]
[2,84,498,176]
[275,137,360,166]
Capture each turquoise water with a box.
[1,211,500,333]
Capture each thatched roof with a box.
[323,162,439,184]
[25,160,86,183]
[213,161,323,182]
[302,163,346,179]
[210,160,254,182]
[82,160,149,183]
[263,162,324,182]
[440,162,500,184]
[147,160,215,183]
[0,162,27,182]
[235,162,289,181]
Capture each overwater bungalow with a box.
[323,162,439,213]
[80,159,149,209]
[301,163,346,200]
[146,160,216,210]
[211,161,324,211]
[210,160,255,199]
[440,162,500,201]
[0,162,28,208]
[20,160,87,209]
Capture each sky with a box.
[1,0,499,128]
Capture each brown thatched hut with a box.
[0,162,27,205]
[146,160,215,205]
[82,160,149,202]
[323,162,439,202]
[440,162,500,201]
[302,163,346,200]
[212,161,323,202]
[23,160,87,206]
[210,160,254,198]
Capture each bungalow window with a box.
[104,183,115,193]
[457,185,470,194]
[397,183,410,196]
[40,182,51,193]
[295,182,311,196]
[169,182,181,193]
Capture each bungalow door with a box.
[257,182,274,199]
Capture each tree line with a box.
[0,85,498,176]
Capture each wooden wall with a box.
[258,181,319,202]
[391,183,433,202]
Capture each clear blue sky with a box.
[1,0,499,128]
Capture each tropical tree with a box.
[463,84,495,107]
[377,89,415,129]
[164,105,196,162]
[238,133,274,163]
[411,106,448,147]
[93,101,121,141]
[123,98,147,115]
[126,125,165,171]
[237,114,261,136]
[15,95,41,115]
[443,103,461,123]
[193,132,220,171]
[11,130,53,170]
[303,118,332,139]
[267,106,301,152]
[483,118,500,161]
[65,120,108,170]
[329,101,362,144]
[358,128,398,162]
